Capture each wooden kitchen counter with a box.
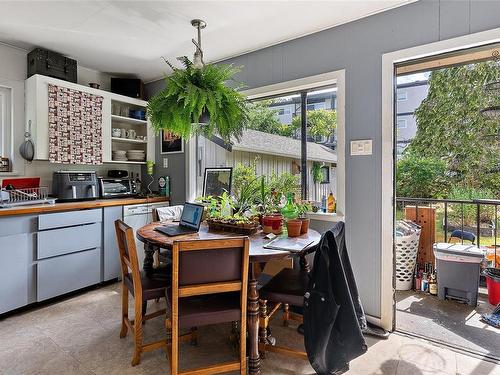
[0,196,169,217]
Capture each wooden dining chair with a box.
[115,219,170,366]
[258,248,317,360]
[166,237,250,375]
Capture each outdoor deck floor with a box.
[396,290,500,360]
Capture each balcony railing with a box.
[396,197,499,268]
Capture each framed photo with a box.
[203,167,233,197]
[160,130,184,154]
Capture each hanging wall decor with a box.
[147,19,248,142]
[48,84,103,164]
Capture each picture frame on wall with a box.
[203,167,233,197]
[160,130,184,154]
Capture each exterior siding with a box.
[196,137,336,201]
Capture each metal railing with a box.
[396,197,499,268]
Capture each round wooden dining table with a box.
[137,221,321,375]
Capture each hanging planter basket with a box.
[147,20,248,141]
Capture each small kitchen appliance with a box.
[99,177,136,199]
[52,171,99,201]
[107,170,128,178]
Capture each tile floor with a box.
[1,283,499,375]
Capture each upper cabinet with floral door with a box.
[25,74,154,165]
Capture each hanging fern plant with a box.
[147,57,248,142]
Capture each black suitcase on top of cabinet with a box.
[27,48,77,83]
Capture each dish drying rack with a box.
[0,187,56,208]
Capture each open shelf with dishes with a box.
[110,98,151,164]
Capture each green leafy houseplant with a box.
[311,162,324,184]
[147,57,248,141]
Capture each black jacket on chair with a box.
[304,222,368,374]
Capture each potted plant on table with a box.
[281,193,302,237]
[297,201,313,234]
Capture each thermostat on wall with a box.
[350,139,372,156]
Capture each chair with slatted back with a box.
[166,237,249,375]
[115,219,171,366]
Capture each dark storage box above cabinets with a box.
[27,48,77,83]
[111,78,144,99]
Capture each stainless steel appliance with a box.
[98,178,136,199]
[52,171,98,201]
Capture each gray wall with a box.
[146,0,500,317]
[143,79,187,205]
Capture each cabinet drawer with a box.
[37,248,101,301]
[38,208,102,230]
[37,222,101,260]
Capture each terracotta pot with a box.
[299,218,310,234]
[286,219,302,238]
[262,214,283,235]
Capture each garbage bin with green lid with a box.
[433,243,484,306]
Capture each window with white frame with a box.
[188,71,345,217]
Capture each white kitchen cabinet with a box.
[25,74,154,164]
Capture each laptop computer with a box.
[154,202,204,237]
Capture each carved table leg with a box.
[248,263,261,375]
[299,254,311,273]
[143,243,155,277]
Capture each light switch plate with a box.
[163,158,168,168]
[350,140,372,156]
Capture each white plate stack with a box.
[126,150,146,162]
[112,150,127,161]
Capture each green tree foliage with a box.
[246,101,285,135]
[396,156,449,198]
[405,62,499,196]
[246,102,337,139]
[291,109,337,138]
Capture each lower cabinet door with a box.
[103,206,123,281]
[37,248,101,302]
[0,233,32,314]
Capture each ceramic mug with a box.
[127,129,137,139]
[120,128,127,138]
[112,128,121,137]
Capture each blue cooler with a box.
[433,243,484,306]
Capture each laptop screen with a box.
[180,202,204,230]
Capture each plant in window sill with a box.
[147,57,249,142]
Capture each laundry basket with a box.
[395,220,422,290]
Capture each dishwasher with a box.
[123,202,169,269]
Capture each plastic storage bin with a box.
[433,243,484,306]
[395,221,422,290]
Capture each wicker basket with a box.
[206,219,259,235]
[395,221,422,290]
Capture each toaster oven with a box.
[99,178,136,199]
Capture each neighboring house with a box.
[197,129,337,202]
[396,80,429,158]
